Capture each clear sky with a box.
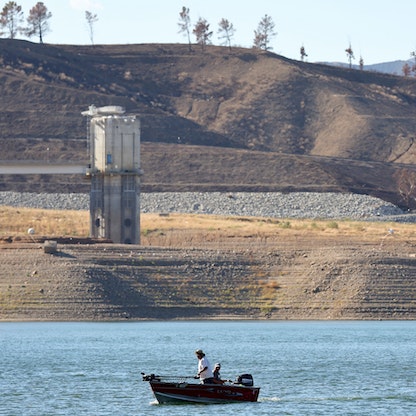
[11,0,416,65]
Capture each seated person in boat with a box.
[213,363,225,384]
[195,349,215,384]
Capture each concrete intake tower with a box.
[83,105,142,244]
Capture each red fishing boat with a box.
[142,373,260,404]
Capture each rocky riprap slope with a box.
[0,191,411,221]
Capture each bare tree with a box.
[218,18,235,51]
[345,43,355,68]
[359,55,364,70]
[193,17,212,51]
[178,6,192,51]
[402,62,411,77]
[0,1,24,39]
[410,51,416,76]
[253,14,276,51]
[300,45,307,61]
[25,1,51,43]
[85,10,98,46]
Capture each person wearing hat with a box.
[195,349,214,384]
[213,363,225,384]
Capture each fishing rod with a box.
[141,372,196,380]
[141,372,234,383]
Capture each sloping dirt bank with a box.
[1,230,416,321]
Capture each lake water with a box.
[1,321,416,415]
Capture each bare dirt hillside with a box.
[1,40,416,206]
[1,228,416,321]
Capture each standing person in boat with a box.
[195,349,214,384]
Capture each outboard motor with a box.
[236,374,254,386]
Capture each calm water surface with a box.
[1,321,416,415]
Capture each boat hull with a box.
[149,380,260,404]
